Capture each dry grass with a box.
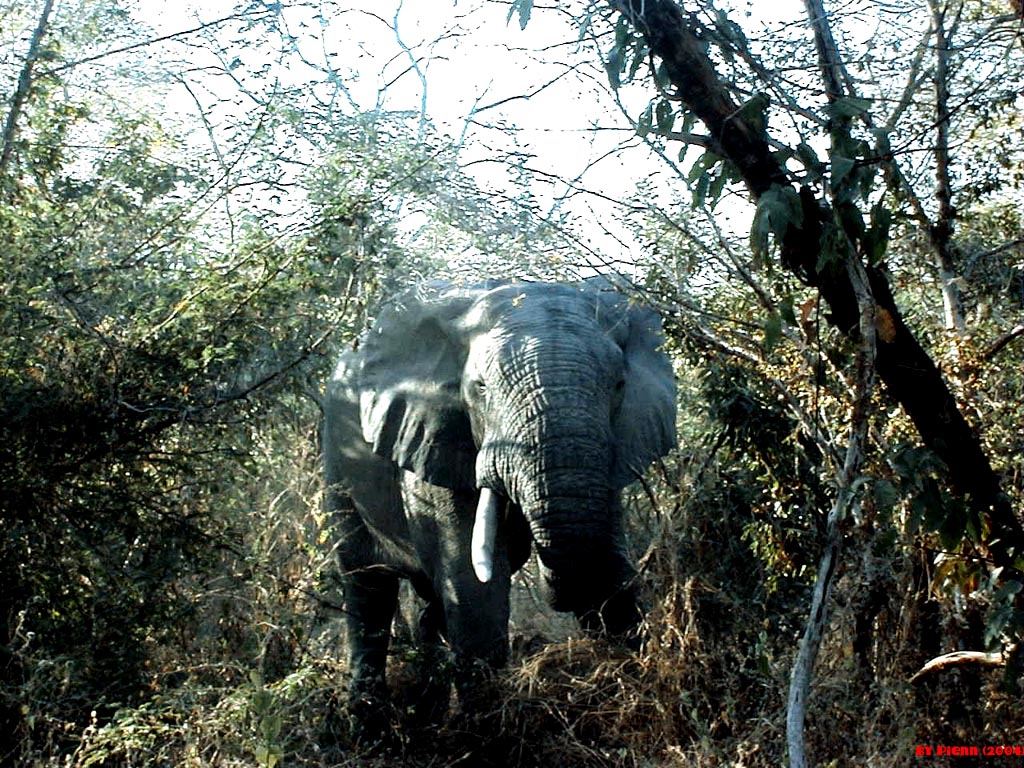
[60,544,1024,768]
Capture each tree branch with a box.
[39,10,275,76]
[910,646,1013,682]
[928,0,966,332]
[613,0,1024,582]
[786,6,879,765]
[984,324,1024,361]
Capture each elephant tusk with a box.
[471,487,501,583]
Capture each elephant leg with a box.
[440,563,512,715]
[409,590,452,724]
[401,477,512,714]
[341,565,399,744]
[575,580,644,650]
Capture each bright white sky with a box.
[129,0,808,268]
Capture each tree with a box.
[5,0,1023,762]
[1,1,599,760]
[0,0,356,756]
[568,0,1024,762]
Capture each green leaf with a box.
[714,9,748,45]
[636,104,653,137]
[750,184,803,256]
[687,150,721,183]
[738,93,770,135]
[831,154,856,189]
[826,96,873,119]
[836,200,865,240]
[506,0,533,30]
[628,40,648,79]
[872,478,901,512]
[692,172,711,209]
[796,141,824,180]
[680,109,697,135]
[605,46,624,90]
[779,296,797,326]
[864,202,892,263]
[614,15,630,49]
[986,581,1023,648]
[654,60,672,90]
[707,168,729,206]
[518,0,533,30]
[687,151,726,208]
[655,99,674,133]
[814,231,841,273]
[870,125,892,155]
[750,208,771,257]
[261,713,283,741]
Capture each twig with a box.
[39,9,275,76]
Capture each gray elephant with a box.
[323,279,676,731]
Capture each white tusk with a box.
[471,487,501,583]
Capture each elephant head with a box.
[351,279,676,636]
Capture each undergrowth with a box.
[57,559,1024,768]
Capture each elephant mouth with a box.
[471,487,502,583]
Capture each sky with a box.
[125,0,810,270]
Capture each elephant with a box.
[322,278,676,732]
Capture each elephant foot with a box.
[346,677,395,749]
[564,578,645,650]
[348,699,394,749]
[406,679,451,727]
[577,597,645,651]
[452,657,504,718]
[390,642,453,726]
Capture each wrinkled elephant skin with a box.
[322,278,676,732]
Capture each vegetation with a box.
[1,0,1022,765]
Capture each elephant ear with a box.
[588,278,677,488]
[352,281,490,490]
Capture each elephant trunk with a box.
[524,491,642,641]
[477,419,643,642]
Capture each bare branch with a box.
[928,0,966,333]
[39,9,276,77]
[787,6,879,767]
[984,324,1024,361]
[910,646,1013,682]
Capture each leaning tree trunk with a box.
[613,0,1023,764]
[0,0,56,191]
[614,0,1023,572]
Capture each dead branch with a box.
[984,324,1024,361]
[910,647,1013,682]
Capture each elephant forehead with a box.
[456,283,592,328]
[468,323,624,376]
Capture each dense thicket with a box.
[2,0,1022,766]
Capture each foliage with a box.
[3,0,1024,765]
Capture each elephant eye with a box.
[615,379,626,392]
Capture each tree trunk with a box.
[616,0,1024,574]
[0,0,56,190]
[928,0,967,333]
